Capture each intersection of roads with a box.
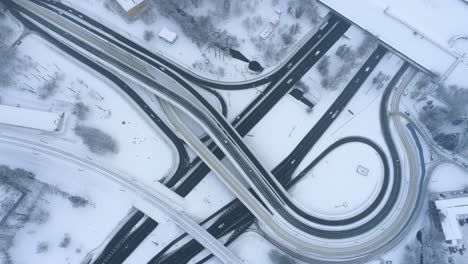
[3,0,434,263]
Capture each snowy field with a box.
[289,142,384,219]
[206,231,299,264]
[429,163,468,193]
[59,0,328,81]
[1,33,176,189]
[0,11,22,48]
[0,143,135,263]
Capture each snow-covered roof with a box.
[158,27,178,43]
[319,0,468,75]
[115,0,145,13]
[0,105,64,132]
[435,196,468,244]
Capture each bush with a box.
[372,71,391,90]
[143,30,155,42]
[73,102,90,121]
[356,34,377,57]
[335,44,355,61]
[68,195,89,208]
[31,208,50,224]
[74,125,119,155]
[38,73,64,99]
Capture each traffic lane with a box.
[33,0,339,90]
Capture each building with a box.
[158,27,178,43]
[115,0,146,15]
[0,104,65,132]
[434,190,468,245]
[259,14,281,40]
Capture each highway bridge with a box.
[5,0,428,263]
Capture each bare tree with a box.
[372,71,391,90]
[155,0,239,48]
[36,241,49,254]
[317,55,330,77]
[38,72,64,99]
[73,102,90,121]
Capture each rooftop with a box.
[0,104,64,132]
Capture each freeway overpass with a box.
[7,0,427,262]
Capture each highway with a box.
[6,3,246,263]
[26,0,351,192]
[182,46,392,231]
[29,0,336,90]
[0,133,242,264]
[8,1,357,261]
[176,17,351,195]
[151,136,388,263]
[93,214,158,264]
[156,62,424,264]
[7,0,431,262]
[153,201,253,264]
[5,8,194,261]
[91,210,145,264]
[6,0,379,243]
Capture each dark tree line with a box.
[418,82,468,152]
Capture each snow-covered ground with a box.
[3,0,468,262]
[1,33,175,189]
[318,0,468,78]
[243,25,379,170]
[0,142,134,263]
[289,142,384,219]
[228,25,405,219]
[58,0,328,81]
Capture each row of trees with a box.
[316,34,377,90]
[418,82,468,152]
